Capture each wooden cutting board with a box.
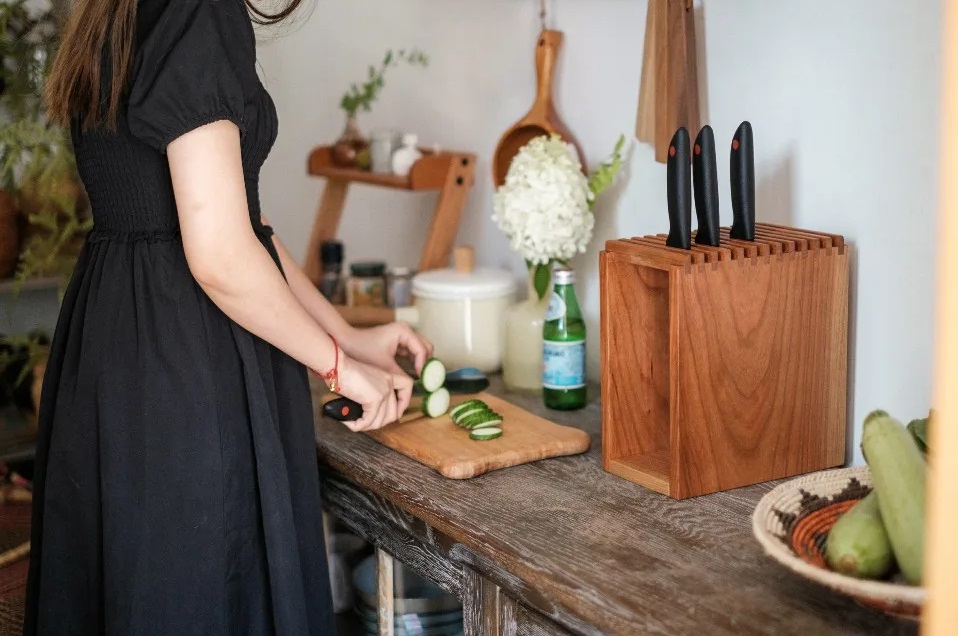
[360,393,591,479]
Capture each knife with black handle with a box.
[692,125,720,246]
[665,127,692,250]
[730,120,756,241]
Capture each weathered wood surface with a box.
[313,378,917,636]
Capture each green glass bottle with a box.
[542,266,587,410]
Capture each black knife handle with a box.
[692,125,720,246]
[666,127,692,250]
[323,396,363,422]
[730,121,755,241]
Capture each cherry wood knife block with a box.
[599,223,849,499]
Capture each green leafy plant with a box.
[339,48,429,118]
[0,0,89,295]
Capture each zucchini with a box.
[860,412,927,585]
[825,492,894,579]
[421,387,450,419]
[419,358,446,393]
[469,427,502,441]
[450,399,485,420]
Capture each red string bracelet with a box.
[312,334,339,393]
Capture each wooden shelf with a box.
[307,146,473,192]
[303,144,477,298]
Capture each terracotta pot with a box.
[331,115,370,169]
[0,190,19,279]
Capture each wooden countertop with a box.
[312,378,917,636]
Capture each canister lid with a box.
[350,261,386,277]
[412,267,516,301]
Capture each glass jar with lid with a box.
[347,261,386,307]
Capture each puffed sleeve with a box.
[127,0,251,153]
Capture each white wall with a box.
[255,0,941,464]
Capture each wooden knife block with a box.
[599,223,849,499]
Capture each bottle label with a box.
[543,340,586,389]
[545,291,566,321]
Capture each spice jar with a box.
[347,261,386,307]
[386,267,415,308]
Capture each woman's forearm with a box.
[265,219,357,345]
[191,231,340,375]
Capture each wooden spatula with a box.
[492,29,586,187]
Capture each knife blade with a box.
[665,127,692,250]
[692,125,720,246]
[730,121,755,241]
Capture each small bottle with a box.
[318,240,345,305]
[391,133,423,177]
[542,266,587,410]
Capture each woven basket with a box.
[751,466,925,619]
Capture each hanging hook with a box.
[540,0,547,31]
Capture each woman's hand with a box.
[335,355,414,432]
[343,323,434,377]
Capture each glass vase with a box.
[331,114,370,169]
[502,267,553,393]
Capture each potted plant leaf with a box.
[332,47,428,169]
[0,0,90,295]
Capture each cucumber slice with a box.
[420,358,447,393]
[452,406,493,425]
[421,387,450,418]
[469,427,502,441]
[449,399,487,420]
[459,411,503,430]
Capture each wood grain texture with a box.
[602,225,850,499]
[464,569,503,636]
[313,377,914,636]
[303,178,349,286]
[492,30,585,187]
[361,392,591,479]
[420,154,476,272]
[635,0,658,145]
[377,548,395,636]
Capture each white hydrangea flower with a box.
[491,134,594,266]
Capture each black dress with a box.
[24,0,335,634]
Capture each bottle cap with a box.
[553,266,575,285]
[320,240,343,265]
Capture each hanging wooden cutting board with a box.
[325,392,591,479]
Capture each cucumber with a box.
[907,412,931,455]
[469,427,502,441]
[450,399,486,420]
[825,491,894,579]
[458,410,503,430]
[452,406,492,425]
[860,412,927,585]
[419,358,446,393]
[421,387,450,419]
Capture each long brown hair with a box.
[44,0,304,131]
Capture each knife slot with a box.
[658,233,729,262]
[754,227,809,252]
[606,241,689,270]
[630,237,705,264]
[620,239,696,267]
[726,227,794,254]
[758,222,845,248]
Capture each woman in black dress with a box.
[24,0,432,633]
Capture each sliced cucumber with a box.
[449,399,486,420]
[420,358,447,393]
[421,387,450,418]
[452,406,494,425]
[469,427,502,441]
[459,411,503,430]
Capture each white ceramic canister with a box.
[396,248,516,373]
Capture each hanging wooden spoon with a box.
[492,29,586,187]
